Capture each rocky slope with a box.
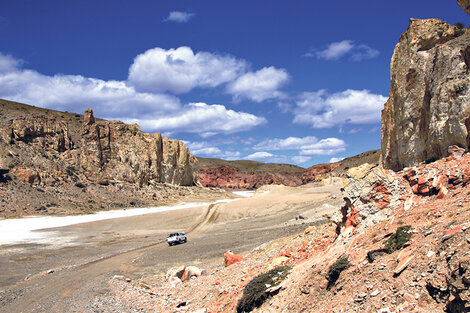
[99,151,470,313]
[196,158,304,189]
[381,18,470,171]
[0,99,221,218]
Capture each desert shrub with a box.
[75,182,86,188]
[326,257,351,289]
[385,225,411,253]
[236,266,290,313]
[455,22,465,29]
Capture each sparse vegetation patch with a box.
[326,257,351,289]
[385,225,411,253]
[236,266,291,313]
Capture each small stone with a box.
[46,269,54,274]
[426,250,435,258]
[371,290,380,297]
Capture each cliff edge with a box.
[381,18,470,171]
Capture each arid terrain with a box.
[0,183,342,312]
[1,2,470,313]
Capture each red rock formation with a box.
[197,165,302,189]
[223,250,246,267]
[301,162,339,184]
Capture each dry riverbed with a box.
[0,182,342,313]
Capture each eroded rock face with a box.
[381,19,470,171]
[6,116,74,153]
[331,163,409,233]
[1,109,197,187]
[79,110,196,186]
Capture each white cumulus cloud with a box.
[226,66,289,102]
[329,157,345,163]
[125,102,266,136]
[253,136,346,156]
[0,52,23,73]
[292,156,312,164]
[183,141,242,160]
[0,66,181,119]
[299,138,347,155]
[293,89,387,128]
[0,53,266,137]
[254,136,319,151]
[128,46,247,94]
[244,151,274,161]
[306,40,379,61]
[164,11,195,23]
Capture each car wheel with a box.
[183,239,187,243]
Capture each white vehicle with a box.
[167,232,187,246]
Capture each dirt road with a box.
[0,183,342,312]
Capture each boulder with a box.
[180,266,202,282]
[223,250,246,267]
[381,18,470,171]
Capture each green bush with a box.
[236,266,290,313]
[385,225,411,253]
[326,257,351,289]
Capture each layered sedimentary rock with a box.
[381,18,470,171]
[80,110,195,186]
[0,108,196,187]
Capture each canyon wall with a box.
[0,107,196,187]
[381,18,470,171]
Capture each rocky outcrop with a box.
[80,110,195,186]
[331,163,409,234]
[5,116,74,153]
[1,108,197,187]
[381,18,470,171]
[458,0,470,15]
[334,149,470,235]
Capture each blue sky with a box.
[0,1,468,167]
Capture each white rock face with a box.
[381,19,470,171]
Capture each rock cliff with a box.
[381,18,470,171]
[79,109,195,186]
[1,107,196,187]
[0,100,204,217]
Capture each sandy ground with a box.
[0,182,342,313]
